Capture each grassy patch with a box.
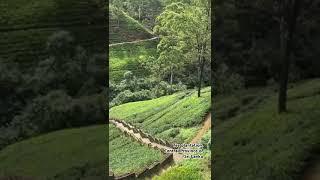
[109,39,158,82]
[0,125,106,179]
[153,151,211,180]
[214,79,320,180]
[109,124,164,176]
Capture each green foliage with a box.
[109,40,157,82]
[109,6,153,43]
[0,31,106,150]
[110,71,187,107]
[0,125,106,178]
[213,63,245,94]
[200,129,211,149]
[109,124,164,176]
[214,79,320,179]
[110,87,211,142]
[215,0,320,86]
[153,0,211,96]
[0,0,106,69]
[110,0,163,28]
[153,153,211,180]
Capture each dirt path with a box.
[109,37,159,47]
[150,113,212,178]
[190,113,211,144]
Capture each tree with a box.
[154,0,211,97]
[277,0,301,113]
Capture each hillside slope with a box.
[110,87,211,143]
[109,124,164,176]
[109,6,153,44]
[0,0,106,69]
[0,125,106,179]
[214,79,320,180]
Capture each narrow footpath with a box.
[109,37,159,47]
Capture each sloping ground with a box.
[0,0,106,70]
[109,38,158,82]
[154,125,212,180]
[109,124,164,176]
[110,87,211,143]
[153,152,211,180]
[0,125,106,179]
[214,79,320,180]
[190,113,211,144]
[110,95,211,180]
[109,6,153,44]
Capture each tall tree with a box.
[154,0,211,97]
[278,0,301,113]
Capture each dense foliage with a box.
[214,0,320,88]
[0,31,106,150]
[110,71,187,107]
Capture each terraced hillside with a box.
[0,125,106,179]
[109,39,158,82]
[214,79,320,179]
[0,0,106,70]
[109,6,153,44]
[110,87,211,143]
[109,124,164,176]
[109,87,211,179]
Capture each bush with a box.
[109,71,188,107]
[213,63,244,94]
[110,89,153,107]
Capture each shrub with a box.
[213,63,244,94]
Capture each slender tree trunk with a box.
[138,5,141,21]
[198,57,205,97]
[278,5,288,113]
[278,0,301,113]
[170,67,173,94]
[197,44,206,97]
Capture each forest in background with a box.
[109,0,211,108]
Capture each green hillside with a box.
[109,6,153,44]
[110,87,211,143]
[0,125,106,179]
[214,79,320,179]
[0,0,106,69]
[109,39,158,82]
[109,124,164,176]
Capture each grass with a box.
[0,0,106,70]
[214,78,320,180]
[0,125,106,179]
[110,87,211,143]
[154,123,212,180]
[109,124,164,176]
[109,39,158,82]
